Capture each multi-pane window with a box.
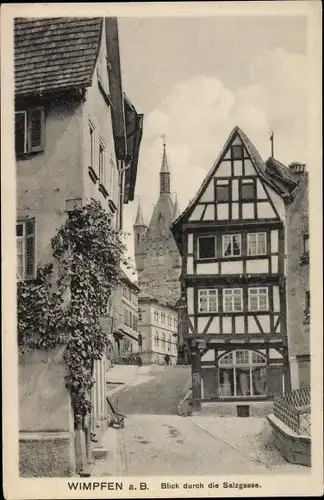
[241,179,255,200]
[248,288,269,311]
[152,256,158,265]
[198,289,218,312]
[161,312,166,324]
[215,184,230,202]
[222,234,241,257]
[218,350,267,397]
[248,233,267,256]
[16,219,36,281]
[99,141,105,185]
[15,108,45,155]
[198,236,216,259]
[223,289,243,312]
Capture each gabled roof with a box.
[171,126,286,231]
[14,17,102,97]
[265,157,298,186]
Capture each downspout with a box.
[118,161,131,230]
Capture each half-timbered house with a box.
[171,126,296,417]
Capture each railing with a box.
[273,387,311,436]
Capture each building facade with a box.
[15,17,142,476]
[286,173,310,389]
[112,271,141,360]
[171,127,305,416]
[138,292,179,364]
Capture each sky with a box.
[117,15,308,279]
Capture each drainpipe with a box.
[118,161,131,231]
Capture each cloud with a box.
[122,47,308,279]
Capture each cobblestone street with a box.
[94,366,310,477]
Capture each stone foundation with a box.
[197,400,273,417]
[267,413,311,467]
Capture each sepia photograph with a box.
[1,2,323,498]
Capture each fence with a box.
[273,387,311,437]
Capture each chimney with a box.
[288,162,306,182]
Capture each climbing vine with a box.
[18,199,131,419]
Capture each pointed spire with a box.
[134,202,145,227]
[173,195,180,220]
[160,136,169,173]
[160,136,170,193]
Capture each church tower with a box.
[133,141,181,306]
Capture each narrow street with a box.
[95,365,310,477]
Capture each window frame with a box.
[231,144,244,160]
[15,107,45,155]
[222,234,242,258]
[223,288,243,313]
[198,289,218,313]
[240,179,255,201]
[197,235,217,260]
[248,287,269,312]
[215,183,230,202]
[303,233,309,253]
[99,139,106,186]
[16,222,25,281]
[247,232,267,256]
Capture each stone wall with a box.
[286,176,310,389]
[19,346,75,476]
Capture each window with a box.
[248,288,269,311]
[216,184,230,202]
[124,309,129,326]
[223,289,243,312]
[198,289,218,312]
[198,236,217,259]
[241,180,255,200]
[305,291,310,310]
[303,234,309,253]
[161,312,166,324]
[168,335,172,352]
[15,108,45,155]
[222,234,241,257]
[138,309,142,322]
[231,145,244,160]
[155,331,159,347]
[219,350,267,397]
[99,141,106,185]
[161,332,166,349]
[152,256,157,265]
[16,218,36,281]
[154,310,158,323]
[248,233,266,256]
[88,121,96,173]
[133,315,137,331]
[158,255,164,265]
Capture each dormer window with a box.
[197,236,217,259]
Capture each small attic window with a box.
[231,145,244,160]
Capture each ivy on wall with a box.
[17,199,130,420]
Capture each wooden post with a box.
[191,345,202,412]
[283,347,291,393]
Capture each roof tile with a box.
[14,17,102,96]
